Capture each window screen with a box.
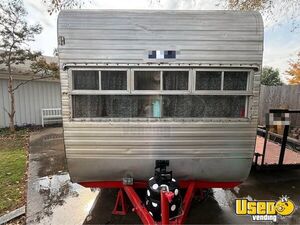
[72,95,246,118]
[72,95,103,118]
[196,71,222,90]
[73,71,99,90]
[73,95,161,118]
[134,71,160,90]
[163,71,189,90]
[223,71,248,90]
[101,71,127,90]
[163,95,246,118]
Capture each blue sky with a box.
[24,0,300,82]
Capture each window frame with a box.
[70,68,130,95]
[131,68,192,95]
[193,68,252,119]
[193,68,253,95]
[69,67,253,120]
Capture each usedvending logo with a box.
[235,196,295,222]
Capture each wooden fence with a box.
[258,85,300,126]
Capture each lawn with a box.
[0,128,28,216]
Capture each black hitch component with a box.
[155,160,172,183]
[145,160,182,221]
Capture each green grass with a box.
[0,129,28,215]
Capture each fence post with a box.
[278,125,289,166]
[41,109,44,127]
[261,128,268,166]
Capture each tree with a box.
[261,66,283,86]
[43,0,300,30]
[0,0,58,132]
[43,0,87,15]
[224,0,300,30]
[286,52,300,84]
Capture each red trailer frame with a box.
[80,180,240,225]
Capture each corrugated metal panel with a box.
[63,120,258,182]
[63,121,257,182]
[57,10,263,65]
[0,79,61,128]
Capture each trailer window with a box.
[163,71,189,90]
[72,95,103,118]
[73,71,99,90]
[134,71,160,90]
[223,71,248,90]
[101,71,127,90]
[196,71,222,90]
[71,69,250,119]
[72,95,245,118]
[163,95,245,118]
[134,70,189,91]
[72,95,162,118]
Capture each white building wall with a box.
[0,79,61,128]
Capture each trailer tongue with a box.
[80,160,240,225]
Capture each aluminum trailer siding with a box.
[57,10,263,183]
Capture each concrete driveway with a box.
[26,128,98,225]
[26,128,300,224]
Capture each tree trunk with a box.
[8,64,16,133]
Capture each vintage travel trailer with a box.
[57,10,263,185]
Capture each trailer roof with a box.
[57,10,263,67]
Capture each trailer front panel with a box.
[57,10,263,183]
